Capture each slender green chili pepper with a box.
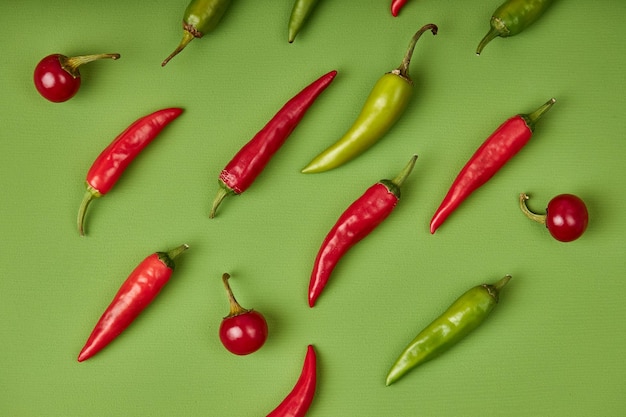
[385,275,511,386]
[288,0,320,43]
[301,23,437,174]
[162,0,233,66]
[476,0,554,55]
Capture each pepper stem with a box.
[162,30,196,67]
[62,53,120,76]
[523,98,557,131]
[222,273,250,317]
[484,274,512,302]
[77,186,101,236]
[394,23,438,81]
[519,193,547,225]
[392,154,418,188]
[166,244,190,260]
[493,274,512,292]
[476,27,499,56]
[209,183,236,218]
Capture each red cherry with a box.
[520,193,589,242]
[34,53,120,102]
[218,273,268,355]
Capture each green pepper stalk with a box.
[476,0,554,55]
[385,275,511,386]
[162,0,233,67]
[301,23,437,174]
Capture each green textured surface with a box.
[1,1,625,416]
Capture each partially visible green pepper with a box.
[288,0,320,43]
[301,23,437,174]
[385,275,511,386]
[162,0,233,66]
[476,0,554,55]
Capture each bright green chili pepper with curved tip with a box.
[476,0,554,55]
[301,23,437,174]
[288,0,320,43]
[385,275,511,386]
[162,0,233,66]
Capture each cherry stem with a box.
[519,193,547,225]
[222,273,250,317]
[394,23,438,81]
[63,53,120,75]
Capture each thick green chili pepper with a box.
[301,23,437,173]
[288,0,320,43]
[476,0,554,55]
[162,0,233,66]
[385,275,511,386]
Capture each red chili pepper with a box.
[77,108,184,235]
[430,98,556,234]
[78,244,189,362]
[209,70,337,218]
[391,0,409,17]
[266,345,317,417]
[308,155,417,307]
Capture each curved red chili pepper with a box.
[78,244,188,362]
[209,70,337,218]
[266,345,317,417]
[430,98,556,234]
[391,0,409,17]
[308,155,417,307]
[77,107,184,235]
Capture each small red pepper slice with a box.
[209,70,337,218]
[308,155,417,307]
[430,98,556,234]
[391,0,409,17]
[78,244,189,362]
[77,108,184,235]
[266,345,317,417]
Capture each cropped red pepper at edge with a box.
[266,345,317,417]
[308,155,418,307]
[78,244,189,362]
[77,108,184,236]
[391,0,409,17]
[209,70,337,218]
[429,98,556,234]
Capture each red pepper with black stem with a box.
[430,98,556,234]
[308,155,417,307]
[209,70,337,218]
[77,108,184,235]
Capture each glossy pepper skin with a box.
[77,108,183,236]
[476,0,554,55]
[308,155,417,307]
[288,0,320,43]
[162,0,233,66]
[385,275,511,386]
[209,70,337,218]
[391,0,409,17]
[429,98,555,234]
[78,244,189,362]
[266,345,317,417]
[301,24,436,173]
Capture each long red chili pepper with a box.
[77,108,184,235]
[266,345,317,417]
[308,155,417,307]
[78,244,189,362]
[430,98,556,234]
[209,70,337,218]
[391,0,409,17]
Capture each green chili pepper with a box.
[476,0,554,55]
[288,0,320,43]
[301,23,437,174]
[162,0,233,66]
[385,275,511,386]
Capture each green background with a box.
[1,1,625,416]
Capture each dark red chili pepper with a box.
[391,0,409,17]
[209,70,337,218]
[429,98,556,234]
[78,244,189,362]
[77,108,184,235]
[308,155,417,307]
[266,345,317,417]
